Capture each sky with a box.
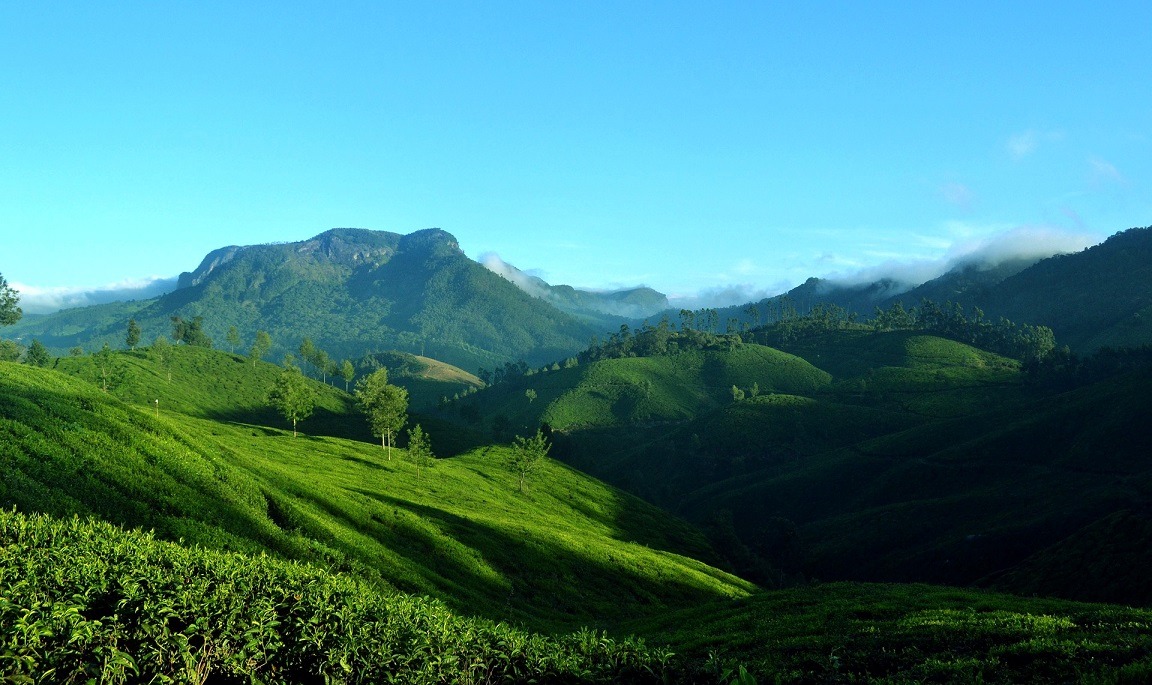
[2,2,1150,313]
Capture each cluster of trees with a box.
[580,321,744,362]
[1025,343,1152,389]
[868,300,1056,362]
[170,316,212,348]
[749,298,1058,364]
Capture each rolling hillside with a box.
[5,326,1152,681]
[0,353,753,632]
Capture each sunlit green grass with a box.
[0,356,752,632]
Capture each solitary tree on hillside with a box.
[268,367,316,437]
[249,330,272,367]
[340,359,355,392]
[93,343,124,393]
[151,335,173,382]
[354,368,408,459]
[525,388,537,404]
[24,340,51,368]
[226,326,241,354]
[125,319,141,350]
[0,273,21,327]
[406,424,435,477]
[507,429,550,494]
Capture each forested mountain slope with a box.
[9,228,607,370]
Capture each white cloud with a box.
[1006,129,1064,161]
[13,276,179,314]
[477,252,549,298]
[940,181,975,210]
[822,224,1095,289]
[1007,131,1038,160]
[1088,156,1127,186]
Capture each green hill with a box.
[444,343,831,438]
[0,354,752,630]
[8,227,608,370]
[6,334,1152,681]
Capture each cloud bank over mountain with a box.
[819,225,1096,292]
[13,276,179,314]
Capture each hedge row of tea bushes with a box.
[0,509,675,684]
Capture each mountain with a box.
[9,228,614,371]
[479,253,669,320]
[772,226,1152,353]
[971,226,1152,351]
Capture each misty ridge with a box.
[15,224,1094,317]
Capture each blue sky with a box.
[3,2,1150,312]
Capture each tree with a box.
[226,326,241,354]
[406,424,435,477]
[249,330,272,367]
[151,335,172,382]
[24,340,52,367]
[525,388,537,404]
[125,319,141,350]
[268,367,315,437]
[340,359,355,392]
[299,338,316,376]
[354,368,409,459]
[731,385,745,402]
[0,273,21,327]
[171,316,212,347]
[0,340,22,362]
[93,343,124,393]
[507,429,550,493]
[314,349,331,384]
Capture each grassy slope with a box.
[7,342,1152,681]
[681,362,1152,595]
[0,352,752,631]
[442,343,832,438]
[631,582,1152,684]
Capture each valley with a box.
[3,226,1152,682]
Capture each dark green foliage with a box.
[632,583,1152,684]
[0,339,22,362]
[267,367,316,437]
[0,510,676,684]
[23,340,51,368]
[170,315,212,348]
[10,228,611,369]
[0,272,20,327]
[355,368,409,455]
[125,317,141,349]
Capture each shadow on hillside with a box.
[205,405,371,442]
[349,490,744,631]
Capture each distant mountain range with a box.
[9,228,664,370]
[9,224,1152,370]
[699,225,1152,353]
